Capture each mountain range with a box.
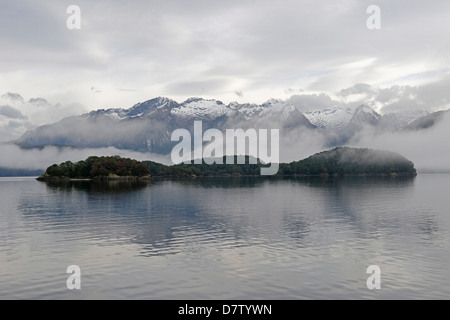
[14,97,450,155]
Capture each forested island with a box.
[36,147,417,181]
[37,156,151,181]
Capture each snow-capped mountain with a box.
[87,97,178,120]
[392,109,431,127]
[304,106,356,130]
[404,109,450,131]
[85,97,304,123]
[349,105,382,127]
[14,97,445,155]
[170,98,232,120]
[228,102,266,119]
[15,97,316,153]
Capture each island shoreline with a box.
[36,172,417,182]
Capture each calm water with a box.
[1,175,450,300]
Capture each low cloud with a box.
[349,113,450,172]
[28,97,50,106]
[338,83,374,97]
[1,92,24,103]
[0,92,88,143]
[1,116,450,173]
[2,76,450,172]
[287,93,342,112]
[288,77,450,115]
[0,105,27,119]
[0,144,172,171]
[165,79,232,97]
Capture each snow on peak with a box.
[260,101,297,120]
[125,97,177,117]
[262,98,285,108]
[355,105,380,118]
[304,105,356,130]
[87,108,125,121]
[349,105,382,127]
[85,97,425,131]
[171,98,232,119]
[229,103,262,119]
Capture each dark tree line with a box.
[44,156,150,178]
[42,148,417,179]
[145,148,416,177]
[144,156,263,178]
[277,147,417,176]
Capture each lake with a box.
[1,175,449,299]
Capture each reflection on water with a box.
[42,180,151,194]
[1,175,450,299]
[161,176,269,189]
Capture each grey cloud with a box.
[287,93,341,112]
[117,88,142,92]
[352,112,450,172]
[376,85,410,104]
[379,77,450,114]
[285,88,305,95]
[0,144,172,171]
[381,99,421,115]
[0,93,90,143]
[2,0,450,107]
[165,79,232,96]
[1,93,24,103]
[413,76,450,108]
[29,98,50,106]
[0,105,27,119]
[338,83,373,97]
[0,2,93,71]
[321,77,450,116]
[6,120,22,129]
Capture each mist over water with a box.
[1,175,450,299]
[2,109,450,173]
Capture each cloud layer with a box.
[1,0,450,108]
[0,144,172,171]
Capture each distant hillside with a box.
[144,148,417,178]
[0,167,44,177]
[403,109,450,131]
[278,147,417,176]
[144,156,264,178]
[14,96,448,159]
[37,148,417,180]
[17,97,316,154]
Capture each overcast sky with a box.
[1,0,450,111]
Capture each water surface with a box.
[0,175,449,299]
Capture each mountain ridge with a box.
[14,97,449,155]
